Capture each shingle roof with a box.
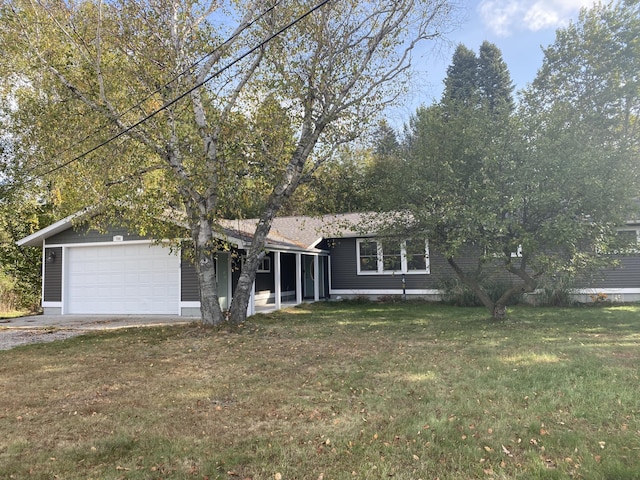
[220,212,369,251]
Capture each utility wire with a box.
[21,0,283,169]
[34,0,331,180]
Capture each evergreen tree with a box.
[442,44,479,107]
[478,41,515,114]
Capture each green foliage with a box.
[360,120,407,211]
[535,275,577,307]
[0,187,53,311]
[376,7,640,318]
[477,41,515,114]
[283,145,371,215]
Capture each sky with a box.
[391,0,599,121]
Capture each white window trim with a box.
[257,256,272,273]
[510,245,523,258]
[356,238,430,275]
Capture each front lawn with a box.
[1,302,639,479]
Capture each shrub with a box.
[537,275,577,307]
[440,277,523,307]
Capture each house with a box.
[16,211,640,316]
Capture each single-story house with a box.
[17,211,640,316]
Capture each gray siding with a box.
[47,225,149,244]
[43,247,62,302]
[328,238,521,291]
[575,255,640,288]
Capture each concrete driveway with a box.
[0,314,198,330]
[0,314,200,350]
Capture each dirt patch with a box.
[0,329,87,350]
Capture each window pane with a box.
[359,241,378,271]
[381,240,401,271]
[406,239,427,271]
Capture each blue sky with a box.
[392,0,598,121]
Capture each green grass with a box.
[1,302,640,479]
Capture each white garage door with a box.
[65,243,180,314]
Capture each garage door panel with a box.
[65,243,180,314]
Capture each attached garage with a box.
[16,212,190,316]
[65,243,180,315]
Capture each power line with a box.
[20,0,283,171]
[34,0,331,180]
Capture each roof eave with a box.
[16,209,92,247]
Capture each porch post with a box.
[313,255,320,301]
[274,251,281,310]
[328,256,332,299]
[296,253,303,304]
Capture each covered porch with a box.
[186,248,329,317]
[244,250,330,316]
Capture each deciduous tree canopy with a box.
[380,3,640,318]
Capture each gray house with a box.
[17,211,640,316]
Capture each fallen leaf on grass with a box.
[501,445,513,457]
[542,458,556,469]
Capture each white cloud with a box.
[478,0,595,37]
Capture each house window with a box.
[405,239,429,271]
[356,238,429,275]
[257,256,271,273]
[381,239,402,272]
[358,240,379,272]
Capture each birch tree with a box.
[1,0,453,324]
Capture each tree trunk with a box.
[226,121,325,324]
[446,256,540,320]
[193,217,225,326]
[446,257,499,318]
[227,217,273,324]
[492,303,507,320]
